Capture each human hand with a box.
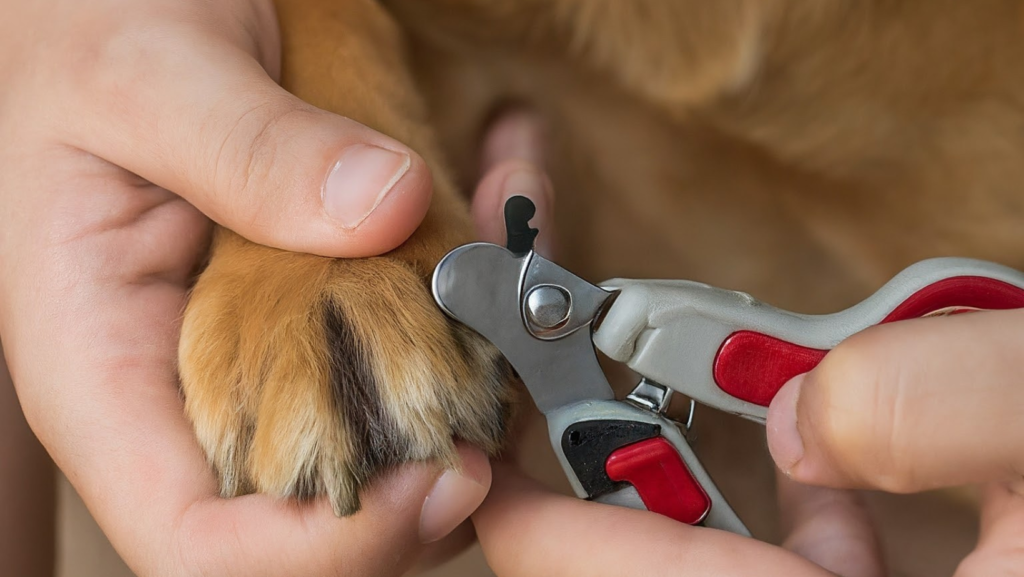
[473,265,1022,577]
[767,309,1024,575]
[0,1,494,575]
[467,112,884,577]
[475,464,874,577]
[1,0,433,260]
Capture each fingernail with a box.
[419,455,490,544]
[502,168,553,253]
[323,144,411,229]
[767,374,806,475]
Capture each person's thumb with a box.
[66,26,430,258]
[766,310,1024,492]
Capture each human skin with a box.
[468,112,886,577]
[0,341,55,577]
[7,0,1018,574]
[471,309,1024,576]
[0,0,491,574]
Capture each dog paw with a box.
[179,230,514,515]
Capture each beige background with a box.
[56,474,495,577]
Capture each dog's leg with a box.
[178,0,513,516]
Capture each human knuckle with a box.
[213,99,311,215]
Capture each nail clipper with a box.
[432,196,1024,535]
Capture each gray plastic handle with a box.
[547,399,750,535]
[594,257,1024,422]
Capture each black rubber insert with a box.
[504,195,539,257]
[560,420,661,498]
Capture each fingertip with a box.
[769,341,896,489]
[767,374,807,478]
[479,107,547,172]
[217,99,435,258]
[325,148,434,257]
[418,445,492,544]
[322,145,412,229]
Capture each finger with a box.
[0,341,55,577]
[59,8,430,258]
[767,309,1024,492]
[473,465,833,577]
[472,109,555,256]
[0,163,488,575]
[955,483,1024,576]
[479,107,548,173]
[180,444,491,576]
[472,162,555,257]
[776,472,884,577]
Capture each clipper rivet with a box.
[525,285,571,329]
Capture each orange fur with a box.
[180,0,514,516]
[180,0,1024,571]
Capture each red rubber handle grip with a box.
[605,437,711,525]
[711,276,1024,407]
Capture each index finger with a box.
[473,465,833,577]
